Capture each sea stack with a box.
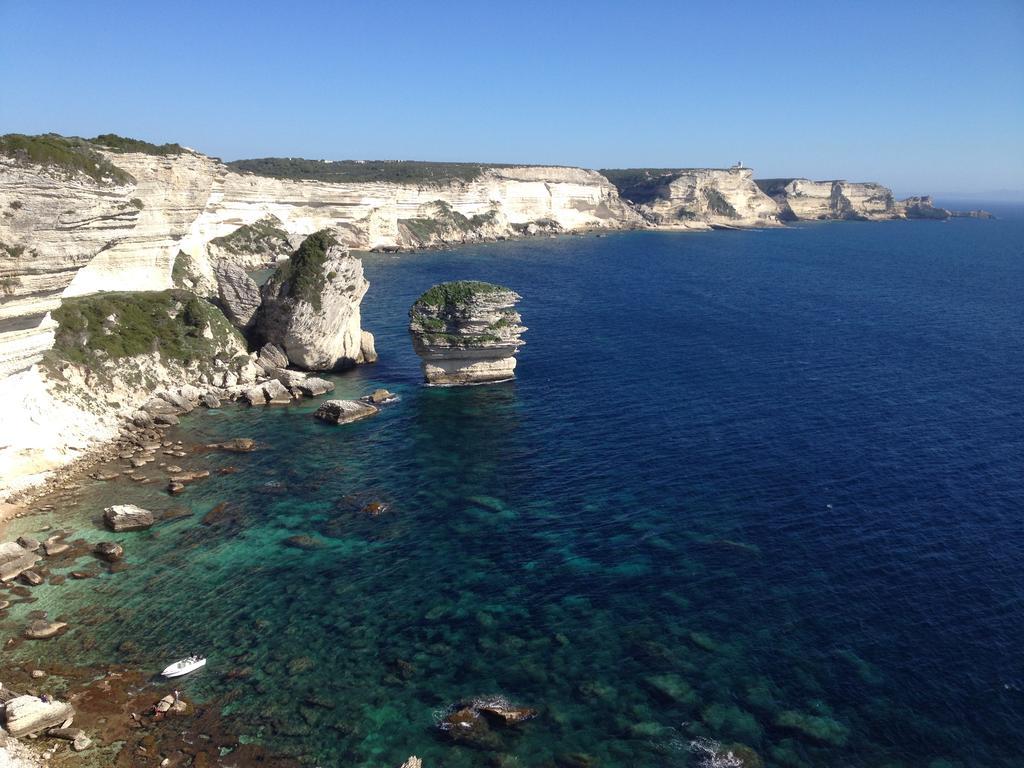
[409,281,526,386]
[254,230,376,371]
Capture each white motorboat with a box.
[161,655,206,678]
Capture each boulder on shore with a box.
[0,541,41,581]
[297,377,335,397]
[313,399,378,425]
[3,695,75,737]
[408,281,526,385]
[24,619,67,639]
[103,504,155,532]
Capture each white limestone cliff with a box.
[0,158,139,376]
[255,235,372,371]
[606,168,781,229]
[756,178,898,221]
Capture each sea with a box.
[3,206,1023,767]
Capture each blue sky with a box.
[1,0,1022,198]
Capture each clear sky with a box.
[1,0,1022,198]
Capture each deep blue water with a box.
[4,213,1023,767]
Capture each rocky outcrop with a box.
[0,541,41,580]
[409,281,526,385]
[3,695,75,737]
[603,167,781,229]
[255,232,373,371]
[899,195,949,220]
[214,261,261,329]
[756,178,898,221]
[103,504,155,531]
[313,399,378,425]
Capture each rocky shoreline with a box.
[0,375,423,766]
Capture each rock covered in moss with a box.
[256,231,375,371]
[408,281,525,385]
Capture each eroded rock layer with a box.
[603,167,781,229]
[409,281,525,386]
[755,178,898,221]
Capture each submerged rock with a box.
[103,504,155,532]
[255,231,375,371]
[313,399,378,425]
[94,541,124,562]
[206,437,257,453]
[24,619,67,639]
[282,535,326,550]
[408,281,525,385]
[775,710,850,746]
[437,695,536,749]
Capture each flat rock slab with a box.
[25,619,67,639]
[297,377,335,396]
[313,399,378,425]
[0,541,41,581]
[103,504,155,532]
[3,695,75,736]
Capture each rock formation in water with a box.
[0,134,638,380]
[0,132,981,496]
[602,167,781,228]
[313,399,379,425]
[409,281,526,385]
[255,231,374,370]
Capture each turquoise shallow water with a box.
[4,214,1024,767]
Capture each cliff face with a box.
[183,163,640,257]
[65,151,221,296]
[0,145,638,378]
[0,159,140,377]
[603,168,781,229]
[756,179,898,221]
[409,281,525,385]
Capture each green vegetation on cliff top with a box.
[50,290,242,366]
[0,133,134,184]
[414,281,509,307]
[210,217,290,255]
[227,158,522,185]
[89,133,186,156]
[267,230,338,311]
